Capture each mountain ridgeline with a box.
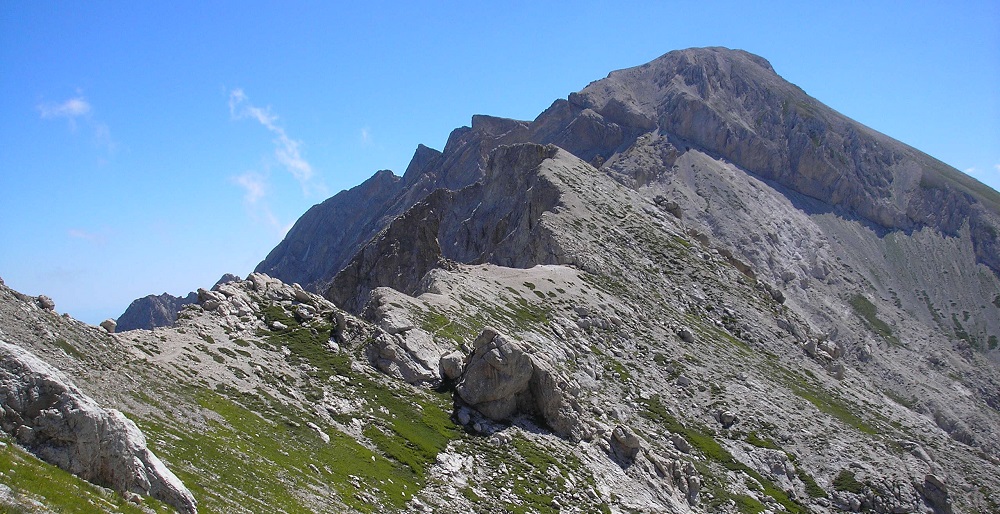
[260,47,1000,292]
[7,47,999,513]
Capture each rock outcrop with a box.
[0,340,197,514]
[327,143,572,314]
[453,329,583,440]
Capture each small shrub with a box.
[833,469,864,494]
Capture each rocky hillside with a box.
[5,47,1000,514]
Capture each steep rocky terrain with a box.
[5,46,1000,513]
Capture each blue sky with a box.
[1,1,998,325]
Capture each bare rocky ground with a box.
[2,47,1000,513]
[2,143,998,514]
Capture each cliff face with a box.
[563,47,1000,272]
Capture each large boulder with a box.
[0,341,197,514]
[454,329,583,439]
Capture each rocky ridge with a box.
[116,274,240,332]
[7,46,1000,513]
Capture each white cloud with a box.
[232,172,267,204]
[68,228,108,245]
[360,127,372,145]
[228,89,325,195]
[994,163,1000,174]
[38,94,117,155]
[38,97,91,119]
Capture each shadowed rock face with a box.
[327,143,567,313]
[116,291,198,331]
[255,168,405,294]
[0,341,197,514]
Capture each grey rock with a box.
[36,295,55,311]
[439,351,465,381]
[670,433,691,453]
[828,361,846,380]
[367,332,439,384]
[456,334,533,418]
[918,474,951,514]
[294,304,315,322]
[717,410,737,428]
[455,329,582,439]
[677,327,695,343]
[610,425,643,463]
[99,319,116,333]
[0,341,196,513]
[686,475,701,505]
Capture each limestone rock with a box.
[456,333,533,419]
[366,331,439,384]
[918,474,951,514]
[0,340,196,514]
[439,351,465,381]
[610,425,643,463]
[99,319,117,333]
[454,329,582,439]
[36,295,55,311]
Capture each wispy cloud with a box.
[68,228,109,245]
[39,97,91,120]
[228,89,325,196]
[38,93,117,155]
[994,163,1000,174]
[360,127,372,146]
[232,172,267,204]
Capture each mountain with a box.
[116,274,240,331]
[5,47,1000,514]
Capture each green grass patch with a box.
[0,435,174,513]
[641,396,806,513]
[849,294,899,345]
[138,388,429,513]
[52,337,85,359]
[833,469,864,494]
[745,432,781,450]
[797,468,828,498]
[733,494,766,514]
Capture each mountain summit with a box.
[9,47,999,513]
[259,47,1000,294]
